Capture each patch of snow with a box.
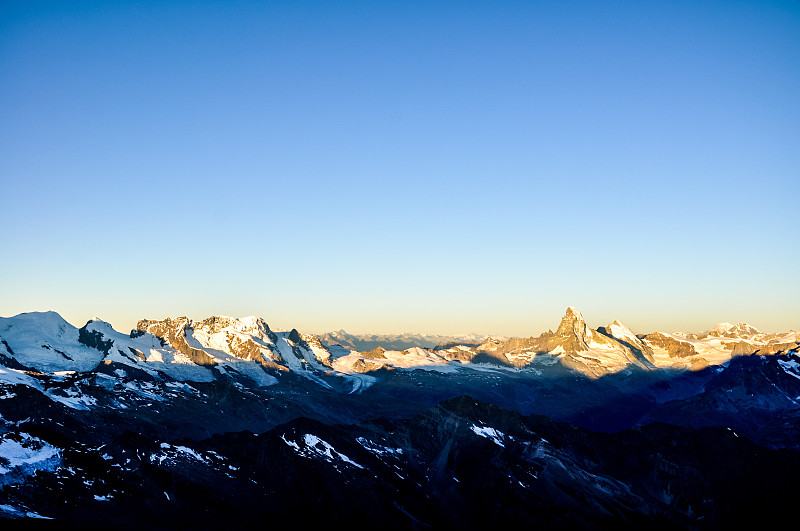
[151,443,207,465]
[282,433,364,469]
[0,368,41,389]
[356,437,403,456]
[0,433,61,485]
[280,435,300,451]
[0,504,52,519]
[778,359,800,380]
[45,388,97,410]
[303,434,363,469]
[173,445,206,461]
[470,425,506,447]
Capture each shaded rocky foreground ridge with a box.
[1,396,798,530]
[0,308,799,528]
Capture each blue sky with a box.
[1,0,798,335]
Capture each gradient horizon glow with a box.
[1,1,798,336]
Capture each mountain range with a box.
[1,307,798,528]
[316,330,491,352]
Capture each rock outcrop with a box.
[643,332,698,358]
[136,317,217,367]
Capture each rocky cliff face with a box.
[552,306,596,351]
[730,340,756,357]
[136,317,217,367]
[135,316,331,370]
[754,341,800,356]
[643,332,699,358]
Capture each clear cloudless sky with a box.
[1,0,798,336]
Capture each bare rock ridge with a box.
[137,317,217,367]
[124,315,356,389]
[643,332,698,359]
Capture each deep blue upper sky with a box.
[1,1,798,335]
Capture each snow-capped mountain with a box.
[1,307,799,527]
[0,311,104,373]
[1,313,368,392]
[684,321,798,342]
[429,307,797,378]
[713,321,761,337]
[2,309,797,387]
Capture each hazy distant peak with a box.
[317,330,489,352]
[701,322,763,340]
[730,322,761,335]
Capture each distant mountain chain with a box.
[316,330,490,352]
[1,307,799,527]
[1,307,796,387]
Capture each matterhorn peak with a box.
[556,307,587,337]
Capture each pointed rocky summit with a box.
[552,306,594,352]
